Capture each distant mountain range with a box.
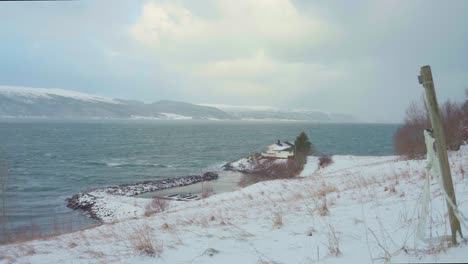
[199,104,357,122]
[0,86,357,122]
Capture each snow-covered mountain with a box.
[0,86,234,120]
[200,103,357,122]
[0,86,358,122]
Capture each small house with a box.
[261,140,295,159]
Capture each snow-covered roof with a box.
[268,141,295,151]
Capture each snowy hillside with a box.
[0,86,234,120]
[0,86,122,104]
[1,147,467,263]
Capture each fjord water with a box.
[0,120,398,237]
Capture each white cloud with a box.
[187,50,351,103]
[130,0,342,102]
[131,2,208,48]
[130,0,333,59]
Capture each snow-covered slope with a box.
[2,147,467,263]
[0,86,234,120]
[0,86,121,104]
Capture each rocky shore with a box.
[66,172,218,221]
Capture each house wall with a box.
[261,151,294,159]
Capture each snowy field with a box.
[1,147,467,263]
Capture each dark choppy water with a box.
[0,120,398,238]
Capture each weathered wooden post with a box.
[418,65,463,245]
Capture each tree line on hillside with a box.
[394,89,468,159]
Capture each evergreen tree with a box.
[294,132,314,165]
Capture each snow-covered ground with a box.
[1,147,467,263]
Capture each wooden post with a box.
[419,65,463,245]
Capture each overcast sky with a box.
[1,0,467,122]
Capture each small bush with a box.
[318,155,333,169]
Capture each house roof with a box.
[269,141,295,151]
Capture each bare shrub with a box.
[395,94,468,159]
[318,155,333,169]
[239,159,302,187]
[394,100,430,159]
[441,100,465,150]
[145,197,169,217]
[129,225,163,257]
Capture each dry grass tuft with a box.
[318,196,329,216]
[129,224,163,257]
[83,249,105,259]
[327,225,341,256]
[384,182,397,194]
[161,223,171,230]
[345,176,380,190]
[291,193,304,201]
[67,241,78,248]
[272,212,283,229]
[145,197,169,217]
[18,245,36,256]
[460,164,465,179]
[317,183,339,197]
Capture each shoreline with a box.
[66,154,303,222]
[66,172,220,221]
